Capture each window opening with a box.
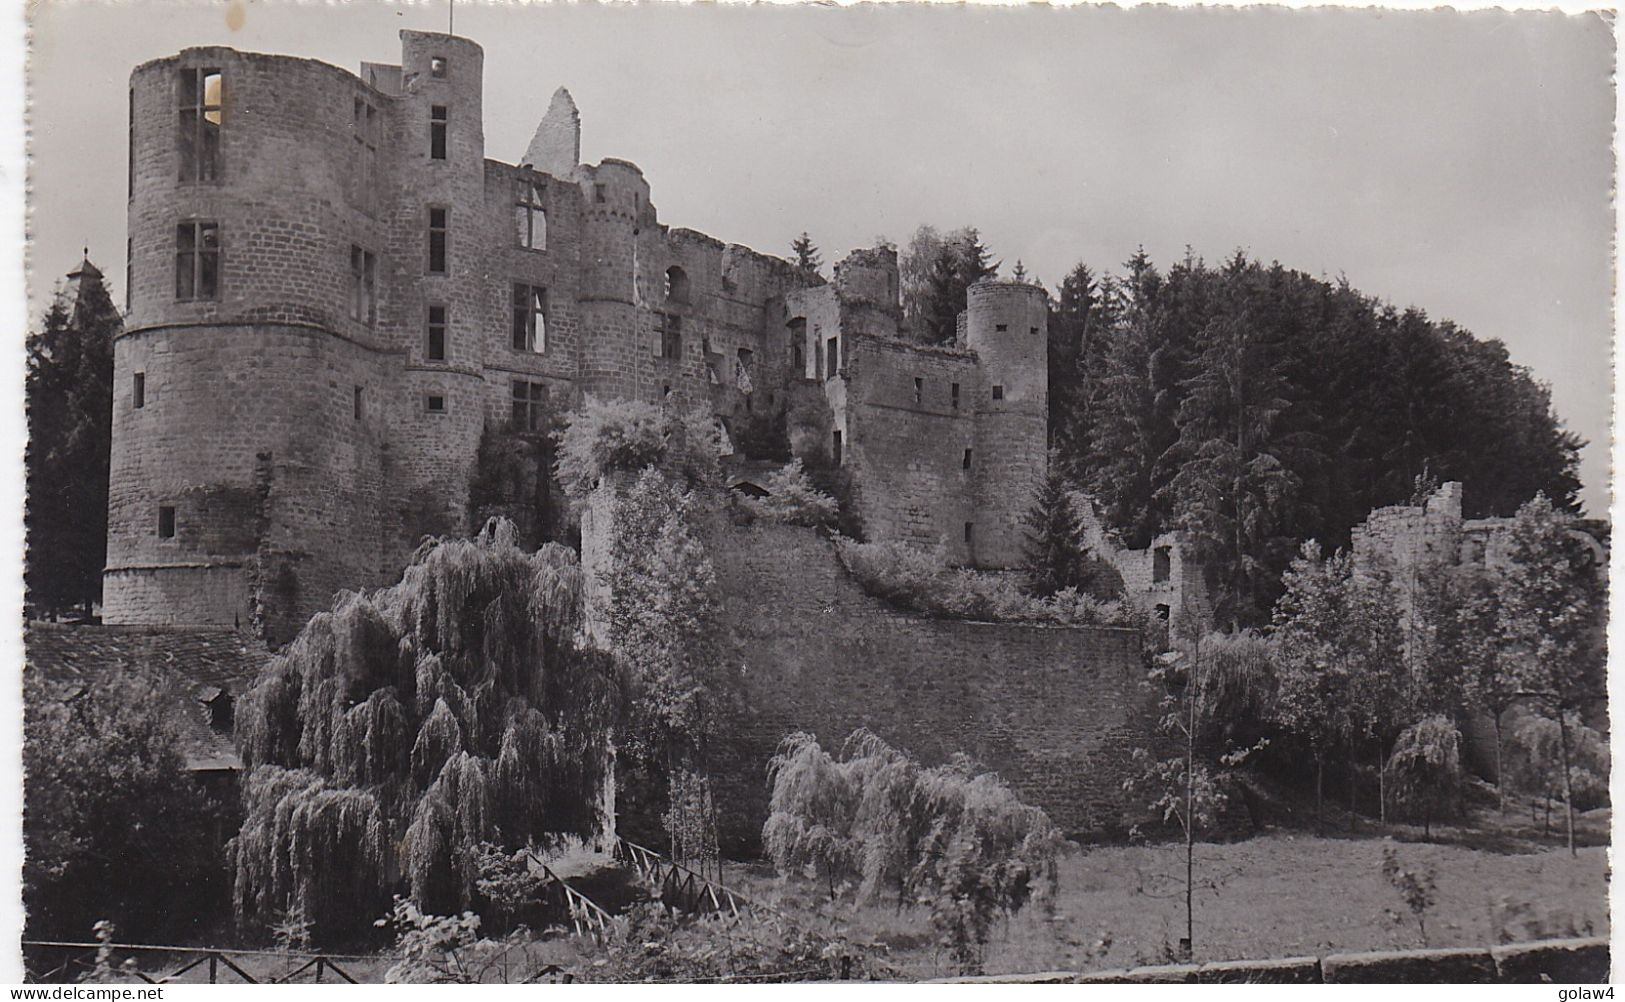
[175,221,219,300]
[832,429,843,466]
[511,284,547,352]
[914,377,923,405]
[516,180,547,250]
[665,266,690,303]
[430,105,447,160]
[511,380,548,432]
[991,384,1004,401]
[428,207,448,273]
[133,373,146,409]
[427,304,447,360]
[1153,545,1172,583]
[426,394,446,414]
[658,313,682,360]
[430,55,447,78]
[158,506,176,539]
[349,246,376,323]
[178,67,221,182]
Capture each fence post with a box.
[208,954,218,984]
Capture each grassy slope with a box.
[726,816,1610,979]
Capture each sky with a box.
[21,0,1617,516]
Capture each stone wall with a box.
[699,515,1156,851]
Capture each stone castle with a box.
[107,30,1051,642]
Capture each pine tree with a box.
[1022,466,1091,597]
[25,259,119,619]
[791,232,823,280]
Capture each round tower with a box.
[965,280,1049,568]
[577,159,654,401]
[111,38,488,641]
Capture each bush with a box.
[555,398,720,498]
[23,668,232,942]
[1505,715,1609,814]
[833,538,1143,628]
[741,459,839,527]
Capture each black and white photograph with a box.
[9,0,1616,985]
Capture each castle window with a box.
[430,55,447,78]
[511,380,547,432]
[662,384,671,398]
[995,323,1008,333]
[594,183,607,204]
[832,430,843,466]
[430,105,448,160]
[1030,326,1040,336]
[349,246,376,324]
[665,266,690,304]
[991,384,1004,401]
[788,318,807,374]
[174,221,219,301]
[964,522,974,544]
[736,348,754,391]
[1153,545,1171,583]
[515,180,547,250]
[427,207,448,274]
[178,67,221,183]
[158,506,176,539]
[963,448,972,470]
[951,382,960,410]
[426,304,447,361]
[825,337,839,380]
[1155,603,1171,621]
[353,97,378,214]
[657,313,682,360]
[133,373,145,409]
[511,284,546,353]
[914,377,923,405]
[353,385,363,419]
[426,394,446,414]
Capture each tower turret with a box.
[965,279,1048,568]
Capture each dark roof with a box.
[25,622,274,771]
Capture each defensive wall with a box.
[582,484,1159,851]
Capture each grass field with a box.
[724,809,1611,979]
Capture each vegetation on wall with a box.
[739,459,839,528]
[555,397,718,500]
[231,520,616,942]
[25,265,119,620]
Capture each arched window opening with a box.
[665,266,690,304]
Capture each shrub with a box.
[741,459,839,527]
[833,538,1143,628]
[1505,715,1609,816]
[23,668,231,942]
[555,398,720,498]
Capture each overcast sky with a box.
[24,0,1616,516]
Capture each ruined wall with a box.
[701,517,1156,850]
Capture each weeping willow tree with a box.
[231,519,616,941]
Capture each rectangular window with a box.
[951,382,960,410]
[594,183,607,204]
[995,323,1008,333]
[133,373,146,409]
[511,284,547,352]
[430,105,447,160]
[516,180,547,250]
[426,394,446,414]
[963,448,972,470]
[658,313,682,360]
[832,430,843,466]
[427,207,447,274]
[430,55,448,78]
[353,97,378,213]
[1030,326,1040,336]
[965,522,974,544]
[178,67,222,182]
[825,337,839,380]
[1153,545,1172,583]
[350,246,376,323]
[426,304,447,361]
[174,221,220,300]
[158,506,176,539]
[511,380,548,432]
[914,376,923,405]
[992,384,1004,401]
[353,385,363,419]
